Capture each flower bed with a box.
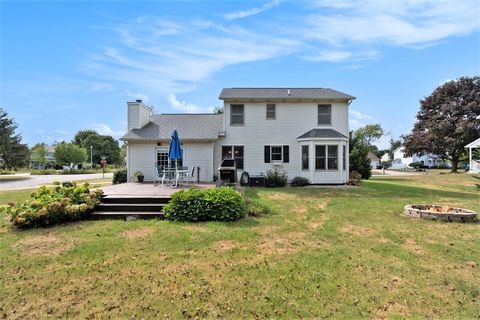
[5,183,103,228]
[404,204,478,223]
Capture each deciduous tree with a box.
[403,77,480,172]
[54,143,87,169]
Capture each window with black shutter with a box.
[264,145,270,163]
[264,145,289,163]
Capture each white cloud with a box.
[53,129,68,135]
[89,123,125,139]
[349,119,363,130]
[124,89,149,103]
[167,94,207,113]
[349,109,373,120]
[223,0,279,20]
[80,1,479,101]
[305,50,352,62]
[305,0,479,47]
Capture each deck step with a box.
[101,196,171,204]
[96,203,166,212]
[90,211,165,220]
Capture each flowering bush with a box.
[4,182,103,228]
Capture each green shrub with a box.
[4,183,103,228]
[113,169,127,185]
[265,169,288,188]
[347,170,362,186]
[290,176,310,187]
[0,169,15,175]
[163,187,245,222]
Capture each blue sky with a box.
[1,0,479,148]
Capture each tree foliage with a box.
[0,108,29,169]
[31,143,48,167]
[72,130,122,165]
[349,131,372,180]
[54,143,87,168]
[354,124,384,146]
[72,130,97,146]
[403,77,480,172]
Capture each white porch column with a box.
[469,147,472,172]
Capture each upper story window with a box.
[318,104,331,125]
[230,104,244,126]
[266,104,276,119]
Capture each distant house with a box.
[30,145,56,169]
[122,87,356,184]
[391,146,445,169]
[465,137,480,173]
[367,151,380,169]
[380,153,391,162]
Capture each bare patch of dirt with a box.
[292,206,307,214]
[182,225,208,233]
[267,192,295,201]
[339,224,374,237]
[121,227,154,239]
[309,221,325,230]
[211,240,238,251]
[404,238,424,254]
[14,234,74,256]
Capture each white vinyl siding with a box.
[221,101,349,183]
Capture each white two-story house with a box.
[122,88,355,184]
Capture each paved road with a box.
[0,173,113,190]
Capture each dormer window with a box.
[318,104,331,125]
[230,104,244,126]
[266,104,276,119]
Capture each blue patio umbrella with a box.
[168,129,183,169]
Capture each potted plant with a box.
[133,171,144,182]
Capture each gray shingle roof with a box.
[219,88,355,100]
[122,114,224,141]
[297,128,348,139]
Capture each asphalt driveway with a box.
[0,173,113,190]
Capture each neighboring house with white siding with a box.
[391,146,445,169]
[122,88,355,184]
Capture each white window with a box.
[315,144,338,170]
[230,104,244,125]
[266,104,276,119]
[271,146,283,161]
[318,104,332,125]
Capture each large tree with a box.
[72,130,97,146]
[72,130,123,166]
[54,143,87,169]
[0,108,29,169]
[31,143,48,168]
[403,77,480,172]
[349,131,372,179]
[354,124,384,146]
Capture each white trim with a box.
[465,137,480,148]
[297,137,348,142]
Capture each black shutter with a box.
[283,145,289,163]
[264,146,270,163]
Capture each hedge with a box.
[163,187,245,222]
[113,169,127,184]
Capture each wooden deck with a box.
[91,182,214,220]
[99,182,214,197]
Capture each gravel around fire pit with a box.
[404,204,478,223]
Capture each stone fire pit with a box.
[404,204,478,223]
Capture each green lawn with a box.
[0,172,478,319]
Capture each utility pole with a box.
[90,146,93,168]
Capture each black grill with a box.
[218,159,237,183]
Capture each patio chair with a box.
[154,165,163,186]
[161,167,177,187]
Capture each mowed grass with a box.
[0,172,478,319]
